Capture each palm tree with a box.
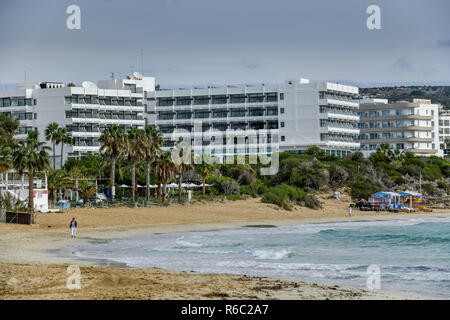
[99,125,127,201]
[76,181,97,206]
[127,128,146,202]
[143,126,163,203]
[0,115,18,173]
[392,149,405,162]
[0,114,19,146]
[155,151,176,202]
[173,141,193,203]
[194,153,216,198]
[55,127,72,168]
[377,143,394,159]
[12,130,50,221]
[0,143,13,173]
[44,169,74,205]
[44,122,60,169]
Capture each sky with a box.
[0,0,449,88]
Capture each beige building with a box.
[358,99,441,157]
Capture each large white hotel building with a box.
[0,76,360,165]
[146,78,360,160]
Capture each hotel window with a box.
[281,136,286,142]
[266,93,278,102]
[212,95,228,104]
[229,95,245,104]
[176,97,192,106]
[369,111,377,117]
[248,108,264,117]
[212,110,227,118]
[231,109,246,117]
[281,122,285,128]
[382,110,390,116]
[193,96,210,105]
[266,107,278,116]
[280,108,285,114]
[280,93,284,100]
[248,94,264,103]
[194,111,210,119]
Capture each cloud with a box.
[436,39,450,48]
[421,67,438,76]
[423,39,450,49]
[240,60,261,70]
[391,56,413,72]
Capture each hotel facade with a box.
[145,78,360,161]
[0,76,155,167]
[2,75,410,164]
[358,98,442,157]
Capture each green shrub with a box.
[240,180,268,197]
[437,181,449,191]
[350,179,381,201]
[225,194,244,201]
[422,183,438,196]
[304,194,322,209]
[261,184,320,210]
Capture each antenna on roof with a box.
[110,72,115,80]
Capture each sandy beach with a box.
[1,195,448,300]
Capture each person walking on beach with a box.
[70,218,78,238]
[348,205,352,217]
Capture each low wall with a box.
[3,211,32,225]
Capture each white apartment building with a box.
[145,78,360,161]
[0,75,155,167]
[438,110,450,155]
[358,98,442,157]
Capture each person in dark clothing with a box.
[70,218,78,238]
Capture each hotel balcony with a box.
[362,126,433,132]
[320,111,359,122]
[359,137,434,144]
[319,98,359,109]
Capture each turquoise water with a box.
[62,217,450,299]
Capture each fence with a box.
[0,209,32,225]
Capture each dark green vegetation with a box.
[360,86,450,108]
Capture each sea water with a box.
[61,217,450,299]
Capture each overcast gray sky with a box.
[0,0,449,87]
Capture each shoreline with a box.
[1,198,449,299]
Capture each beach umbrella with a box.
[120,184,129,188]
